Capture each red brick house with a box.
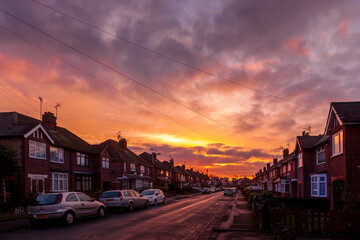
[0,112,94,201]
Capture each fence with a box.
[270,207,360,236]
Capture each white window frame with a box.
[311,174,327,197]
[50,146,64,163]
[140,165,145,174]
[102,157,110,168]
[29,140,46,159]
[332,131,343,156]
[130,163,136,172]
[76,152,89,167]
[267,182,273,191]
[280,179,290,193]
[50,172,68,192]
[298,152,303,168]
[316,146,326,165]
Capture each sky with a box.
[1,0,360,179]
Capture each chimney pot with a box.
[267,163,270,169]
[170,158,174,166]
[182,164,185,169]
[273,158,278,165]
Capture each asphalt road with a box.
[1,192,230,240]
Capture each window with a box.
[29,140,46,159]
[130,163,135,172]
[311,174,327,197]
[75,175,92,191]
[50,146,64,163]
[280,179,290,193]
[267,182,273,191]
[66,193,78,202]
[102,157,109,168]
[332,131,343,156]
[76,152,89,167]
[282,165,286,173]
[140,165,145,174]
[298,152,303,168]
[50,172,68,191]
[288,162,292,171]
[124,162,127,171]
[316,146,326,164]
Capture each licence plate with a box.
[106,199,114,202]
[35,214,49,219]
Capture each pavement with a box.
[0,192,202,235]
[212,192,273,240]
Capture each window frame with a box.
[50,146,64,163]
[76,152,89,167]
[310,173,327,197]
[102,157,110,169]
[29,140,46,159]
[50,172,68,192]
[332,130,343,157]
[316,146,326,165]
[298,152,303,168]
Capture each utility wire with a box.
[30,0,327,113]
[0,8,279,148]
[0,24,218,143]
[0,87,31,114]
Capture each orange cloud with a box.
[283,38,310,57]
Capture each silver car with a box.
[99,190,149,212]
[28,192,106,225]
[140,189,165,205]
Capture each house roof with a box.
[331,102,360,123]
[139,152,171,170]
[94,140,152,167]
[175,165,190,176]
[297,135,323,150]
[0,112,91,153]
[161,161,182,174]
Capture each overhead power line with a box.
[0,8,280,148]
[0,24,217,143]
[30,0,327,113]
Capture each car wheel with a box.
[64,211,75,225]
[154,199,158,206]
[97,207,105,218]
[128,202,134,212]
[163,198,165,204]
[144,201,149,209]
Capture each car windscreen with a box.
[32,194,61,205]
[100,191,120,198]
[141,190,155,195]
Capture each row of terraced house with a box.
[0,111,211,202]
[252,102,360,209]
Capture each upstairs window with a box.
[50,146,64,163]
[76,152,89,167]
[288,162,292,171]
[332,131,343,156]
[140,165,145,174]
[124,162,127,171]
[102,157,109,168]
[316,146,326,164]
[29,140,46,159]
[130,163,135,172]
[298,152,303,168]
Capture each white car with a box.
[140,189,165,205]
[210,187,216,193]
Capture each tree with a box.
[0,143,18,203]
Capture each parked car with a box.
[202,188,210,194]
[210,187,216,193]
[140,189,165,205]
[28,192,106,225]
[224,188,235,196]
[99,190,149,212]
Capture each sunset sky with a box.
[1,0,360,179]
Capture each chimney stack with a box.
[273,158,278,165]
[283,148,289,159]
[267,163,270,170]
[42,112,57,130]
[182,164,185,169]
[263,167,266,172]
[170,158,174,166]
[119,138,127,149]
